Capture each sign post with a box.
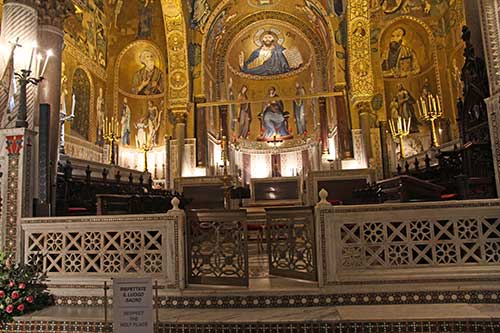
[113,278,154,333]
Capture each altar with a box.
[230,137,321,184]
[250,176,303,205]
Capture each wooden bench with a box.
[96,194,175,215]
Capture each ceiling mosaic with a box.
[192,0,335,40]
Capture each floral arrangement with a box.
[0,253,52,323]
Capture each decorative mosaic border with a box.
[5,134,23,257]
[51,289,500,308]
[3,320,499,333]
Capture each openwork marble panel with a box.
[26,230,163,275]
[22,215,182,287]
[318,200,500,284]
[339,217,500,269]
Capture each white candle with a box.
[28,45,36,72]
[71,94,76,116]
[40,49,53,77]
[36,54,43,77]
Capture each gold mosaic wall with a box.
[56,0,469,157]
[367,0,466,152]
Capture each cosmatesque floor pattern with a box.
[5,303,500,332]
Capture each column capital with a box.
[35,0,74,29]
[170,103,192,124]
[4,0,74,29]
[194,95,207,103]
[355,100,373,114]
[171,110,188,124]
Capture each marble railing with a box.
[316,198,500,286]
[21,206,185,291]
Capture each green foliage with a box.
[0,253,52,323]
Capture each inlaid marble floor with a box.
[18,303,500,323]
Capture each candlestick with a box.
[36,54,43,77]
[416,91,443,148]
[103,115,122,165]
[28,43,36,72]
[70,94,76,117]
[389,116,411,159]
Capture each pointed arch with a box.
[200,0,336,95]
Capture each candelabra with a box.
[389,116,411,159]
[15,45,53,128]
[416,93,443,147]
[139,141,153,172]
[220,136,232,209]
[103,116,121,165]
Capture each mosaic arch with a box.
[159,0,190,106]
[212,11,330,98]
[201,0,335,96]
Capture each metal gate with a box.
[265,207,317,281]
[187,210,249,286]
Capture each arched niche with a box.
[379,16,446,155]
[201,0,336,91]
[71,67,94,141]
[113,40,168,148]
[205,11,330,141]
[213,11,329,97]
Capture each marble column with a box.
[173,109,187,179]
[357,101,374,167]
[334,93,353,159]
[318,97,329,154]
[36,0,73,216]
[219,104,229,140]
[194,96,207,167]
[165,135,172,189]
[352,128,367,168]
[378,121,391,179]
